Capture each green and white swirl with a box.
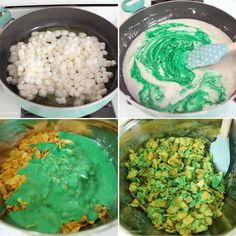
[123,19,235,113]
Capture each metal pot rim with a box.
[0,219,117,236]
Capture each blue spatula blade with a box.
[210,135,230,175]
[187,44,229,69]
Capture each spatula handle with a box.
[228,42,236,52]
[220,119,232,138]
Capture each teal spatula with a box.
[210,119,232,175]
[187,42,236,69]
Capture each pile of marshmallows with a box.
[7,30,116,106]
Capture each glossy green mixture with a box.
[130,23,226,113]
[126,137,225,235]
[4,131,117,233]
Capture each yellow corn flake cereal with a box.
[95,205,109,219]
[0,132,62,199]
[7,198,28,212]
[61,205,109,233]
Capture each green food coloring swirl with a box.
[130,22,226,113]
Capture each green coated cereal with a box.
[126,137,225,236]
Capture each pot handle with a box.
[121,0,145,14]
[0,8,13,28]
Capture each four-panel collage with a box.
[0,0,235,236]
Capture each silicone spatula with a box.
[187,42,236,69]
[121,0,145,14]
[210,119,232,175]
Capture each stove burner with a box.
[21,103,116,118]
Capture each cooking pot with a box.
[0,119,118,235]
[0,7,117,118]
[120,119,236,235]
[120,1,236,117]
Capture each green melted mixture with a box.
[4,131,117,233]
[131,23,226,113]
[126,137,225,235]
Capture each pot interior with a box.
[0,8,118,107]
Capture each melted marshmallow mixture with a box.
[123,19,236,113]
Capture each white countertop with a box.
[0,0,118,7]
[205,0,236,18]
